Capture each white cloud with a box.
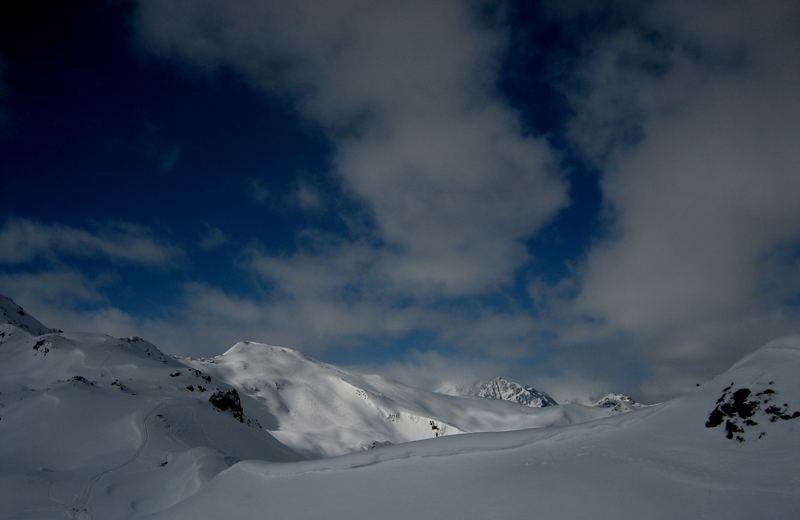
[245,242,431,348]
[554,0,800,398]
[245,237,551,358]
[0,262,628,404]
[127,1,573,391]
[136,0,566,296]
[24,0,787,402]
[358,351,620,405]
[359,350,508,394]
[539,378,611,405]
[0,267,625,407]
[0,268,141,336]
[0,218,183,266]
[0,269,104,309]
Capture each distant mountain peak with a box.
[470,377,558,408]
[222,341,308,358]
[224,341,283,355]
[219,341,331,371]
[592,393,645,413]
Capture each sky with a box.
[1,0,799,402]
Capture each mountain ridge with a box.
[0,293,58,336]
[183,340,612,457]
[469,376,558,408]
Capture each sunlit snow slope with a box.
[182,341,609,457]
[0,294,56,336]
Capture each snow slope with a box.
[0,293,56,336]
[0,298,300,520]
[182,342,607,457]
[151,337,800,520]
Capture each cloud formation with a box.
[0,219,183,336]
[360,350,508,394]
[5,1,795,404]
[552,0,800,398]
[137,0,565,296]
[0,269,104,310]
[0,218,183,266]
[126,1,576,393]
[0,267,141,336]
[132,0,800,400]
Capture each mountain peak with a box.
[0,294,57,336]
[222,341,307,359]
[471,377,558,408]
[592,393,645,413]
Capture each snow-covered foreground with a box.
[1,294,799,519]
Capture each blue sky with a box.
[1,1,799,402]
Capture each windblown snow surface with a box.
[1,294,798,519]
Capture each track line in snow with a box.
[68,400,167,520]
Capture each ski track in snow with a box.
[69,401,165,520]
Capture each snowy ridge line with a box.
[184,340,616,458]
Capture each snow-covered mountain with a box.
[0,293,57,336]
[182,342,602,457]
[466,376,558,408]
[591,392,647,413]
[0,295,613,518]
